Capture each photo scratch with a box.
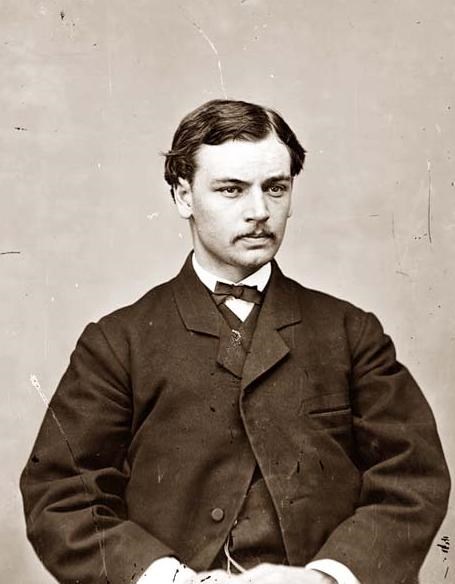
[104,0,113,98]
[107,46,113,97]
[29,375,108,578]
[391,214,409,277]
[182,10,227,98]
[427,160,433,244]
[391,213,400,269]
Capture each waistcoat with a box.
[209,299,288,571]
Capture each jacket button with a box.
[211,507,225,522]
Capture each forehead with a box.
[194,134,291,181]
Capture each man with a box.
[21,100,450,584]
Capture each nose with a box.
[245,188,270,222]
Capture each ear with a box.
[174,178,193,219]
[287,188,293,218]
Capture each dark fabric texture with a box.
[211,472,288,571]
[20,255,451,584]
[211,297,287,571]
[214,300,260,379]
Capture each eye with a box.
[266,184,287,196]
[217,186,242,196]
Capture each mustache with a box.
[234,229,275,242]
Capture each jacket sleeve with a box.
[20,321,175,584]
[311,311,451,584]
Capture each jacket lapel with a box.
[172,255,301,382]
[172,255,244,377]
[241,262,301,390]
[172,254,221,337]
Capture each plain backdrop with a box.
[1,1,454,582]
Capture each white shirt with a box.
[138,256,360,584]
[192,254,271,322]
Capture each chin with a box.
[236,249,275,269]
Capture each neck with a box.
[193,252,264,283]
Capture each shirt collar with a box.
[192,253,271,293]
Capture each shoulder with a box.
[279,270,383,350]
[282,270,367,318]
[76,276,181,354]
[104,277,177,323]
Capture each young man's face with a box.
[175,133,294,281]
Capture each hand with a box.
[235,564,336,584]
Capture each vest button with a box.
[211,507,225,522]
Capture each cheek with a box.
[195,210,229,241]
[272,205,291,227]
[199,204,236,230]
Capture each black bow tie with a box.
[212,281,263,305]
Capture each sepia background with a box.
[1,1,454,582]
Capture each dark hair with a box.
[164,99,306,200]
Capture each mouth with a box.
[238,231,274,240]
[236,231,275,244]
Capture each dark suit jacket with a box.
[20,256,450,584]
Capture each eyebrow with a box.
[210,178,249,186]
[262,174,292,186]
[210,174,292,187]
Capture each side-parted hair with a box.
[164,99,306,200]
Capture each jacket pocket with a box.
[303,392,350,415]
[303,392,352,429]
